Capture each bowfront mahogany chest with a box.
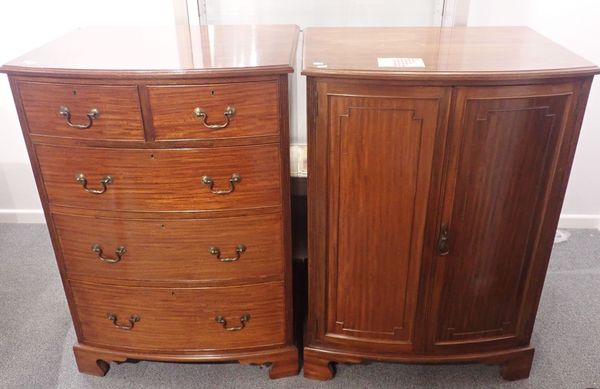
[301,27,599,380]
[2,25,300,378]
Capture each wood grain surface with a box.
[54,212,284,285]
[148,81,279,141]
[304,69,594,380]
[18,81,144,141]
[1,25,299,79]
[35,143,282,212]
[302,27,600,81]
[70,280,286,351]
[426,82,580,354]
[323,84,449,352]
[4,26,299,379]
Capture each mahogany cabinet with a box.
[1,25,300,378]
[302,27,599,380]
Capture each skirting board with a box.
[558,214,600,229]
[1,209,599,229]
[0,209,45,223]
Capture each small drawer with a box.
[35,143,281,212]
[147,81,279,141]
[18,81,144,141]
[54,212,284,283]
[70,280,286,351]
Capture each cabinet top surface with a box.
[302,26,599,80]
[1,25,299,78]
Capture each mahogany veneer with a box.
[302,27,599,381]
[2,24,300,378]
[53,212,284,284]
[148,81,280,140]
[35,144,282,212]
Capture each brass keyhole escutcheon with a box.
[438,224,450,256]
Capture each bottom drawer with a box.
[70,280,286,351]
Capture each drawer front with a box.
[35,144,281,212]
[71,281,286,351]
[18,81,144,141]
[148,81,279,141]
[54,212,284,282]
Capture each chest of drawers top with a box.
[2,25,299,78]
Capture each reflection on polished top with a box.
[1,25,299,77]
[302,26,599,79]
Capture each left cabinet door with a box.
[311,81,450,352]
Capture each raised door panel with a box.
[322,84,449,351]
[427,83,577,353]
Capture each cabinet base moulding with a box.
[302,346,534,381]
[73,343,299,379]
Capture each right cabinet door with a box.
[426,82,582,353]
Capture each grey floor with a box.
[1,224,599,389]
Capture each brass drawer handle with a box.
[92,244,126,263]
[76,173,112,194]
[215,313,250,331]
[201,173,241,195]
[59,106,100,129]
[106,312,139,330]
[209,244,246,262]
[193,105,235,129]
[438,223,450,256]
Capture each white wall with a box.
[0,1,176,222]
[468,0,600,228]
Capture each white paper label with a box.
[377,57,425,68]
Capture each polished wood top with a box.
[2,25,299,78]
[302,27,599,80]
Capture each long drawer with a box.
[35,144,282,212]
[54,212,284,283]
[70,280,286,351]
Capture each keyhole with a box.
[150,154,155,160]
[72,90,77,96]
[211,90,216,96]
[160,223,165,229]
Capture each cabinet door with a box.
[426,83,582,353]
[313,82,450,352]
